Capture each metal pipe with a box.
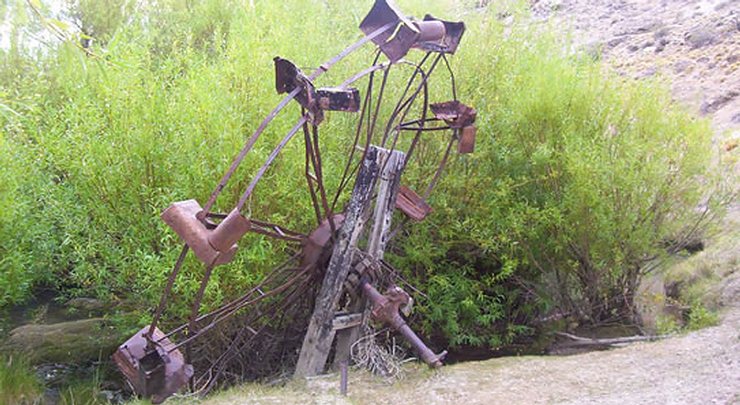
[360,281,444,368]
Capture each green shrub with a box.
[0,0,718,349]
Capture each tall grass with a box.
[0,0,719,346]
[0,355,43,405]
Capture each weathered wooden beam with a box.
[294,146,380,378]
[333,149,406,369]
[332,313,364,331]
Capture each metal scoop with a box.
[112,327,193,404]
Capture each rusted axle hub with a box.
[361,281,446,368]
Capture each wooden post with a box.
[294,146,380,378]
[332,149,406,369]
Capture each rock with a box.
[685,26,717,49]
[700,90,739,114]
[66,297,106,311]
[673,60,693,74]
[2,318,121,364]
[636,67,658,78]
[607,37,625,48]
[655,37,669,53]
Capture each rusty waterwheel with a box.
[112,1,477,402]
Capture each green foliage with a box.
[58,368,109,405]
[0,355,43,405]
[685,300,719,331]
[0,0,717,349]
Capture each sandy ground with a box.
[176,217,740,405]
[168,1,740,404]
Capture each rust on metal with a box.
[458,125,476,154]
[414,15,466,54]
[274,57,361,123]
[161,200,241,266]
[316,88,361,112]
[360,0,420,63]
[395,185,432,221]
[112,327,193,404]
[301,214,346,269]
[116,0,476,399]
[361,282,445,368]
[430,100,477,128]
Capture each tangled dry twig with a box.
[350,326,411,381]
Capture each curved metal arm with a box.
[200,22,396,218]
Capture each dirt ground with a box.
[172,218,740,405]
[168,1,740,404]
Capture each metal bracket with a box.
[274,57,360,124]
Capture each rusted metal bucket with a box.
[161,200,250,266]
[458,125,477,154]
[112,327,193,404]
[430,100,476,128]
[431,100,477,154]
[395,185,432,221]
[275,57,360,124]
[414,15,466,54]
[360,0,447,62]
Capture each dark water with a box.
[442,322,643,363]
[0,290,79,340]
[0,290,128,404]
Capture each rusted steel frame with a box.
[307,21,395,81]
[203,212,305,242]
[442,54,458,101]
[247,219,304,243]
[200,22,396,218]
[204,273,313,392]
[361,281,444,367]
[309,122,337,235]
[381,53,440,154]
[236,116,307,210]
[338,62,388,89]
[379,52,432,147]
[169,267,308,354]
[147,244,189,339]
[331,64,391,208]
[399,117,449,131]
[392,59,438,166]
[168,265,312,353]
[157,252,301,341]
[200,86,300,218]
[195,263,307,328]
[184,261,216,370]
[331,50,382,213]
[366,66,391,157]
[399,125,451,132]
[422,132,456,200]
[380,58,432,179]
[301,107,324,225]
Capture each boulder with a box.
[2,318,120,364]
[66,298,106,311]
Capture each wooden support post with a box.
[332,149,406,369]
[294,147,380,378]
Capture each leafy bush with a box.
[0,0,718,349]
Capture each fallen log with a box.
[554,331,672,347]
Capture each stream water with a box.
[2,290,644,403]
[1,290,128,404]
